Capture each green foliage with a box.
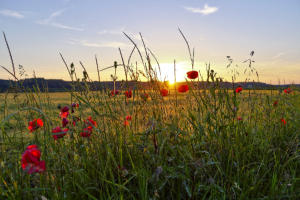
[0,31,299,199]
[0,81,299,199]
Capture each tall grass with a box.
[0,31,299,199]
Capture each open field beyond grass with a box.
[0,86,299,199]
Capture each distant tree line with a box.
[0,78,298,93]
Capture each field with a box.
[0,83,299,199]
[0,27,299,200]
[2,0,300,198]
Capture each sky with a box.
[0,0,300,84]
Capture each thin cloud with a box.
[98,28,143,41]
[184,4,218,15]
[97,30,118,35]
[0,9,24,19]
[51,22,83,31]
[272,52,286,60]
[37,9,65,24]
[68,39,130,48]
[37,9,83,31]
[98,27,125,35]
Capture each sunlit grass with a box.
[0,31,299,199]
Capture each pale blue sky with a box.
[0,0,299,83]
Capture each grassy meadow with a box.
[0,32,299,199]
[0,84,299,199]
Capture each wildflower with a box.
[281,118,286,125]
[178,84,189,93]
[72,116,80,126]
[140,93,149,101]
[28,118,43,132]
[124,120,130,126]
[85,116,97,127]
[273,100,278,107]
[21,145,46,174]
[52,126,68,140]
[125,115,132,121]
[123,115,132,127]
[111,90,120,96]
[71,103,79,108]
[80,126,92,137]
[27,144,38,149]
[60,106,69,118]
[61,106,69,113]
[237,116,242,121]
[125,90,132,98]
[62,118,69,127]
[187,70,198,79]
[284,88,292,94]
[80,117,96,137]
[160,89,168,97]
[71,103,79,113]
[235,86,243,93]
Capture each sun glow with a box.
[169,79,175,85]
[154,62,188,83]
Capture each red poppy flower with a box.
[124,120,130,126]
[187,70,198,79]
[273,101,278,107]
[60,112,69,118]
[72,116,80,126]
[237,116,242,121]
[111,90,120,96]
[178,84,189,93]
[60,106,69,118]
[281,118,286,125]
[27,144,38,150]
[71,103,79,113]
[52,126,68,140]
[85,116,97,127]
[28,118,44,132]
[284,88,292,94]
[21,145,46,174]
[235,86,243,93]
[80,127,92,137]
[160,89,168,97]
[62,118,69,127]
[72,103,79,108]
[61,106,69,113]
[125,115,132,121]
[125,90,132,98]
[140,93,149,101]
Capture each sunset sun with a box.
[155,62,189,84]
